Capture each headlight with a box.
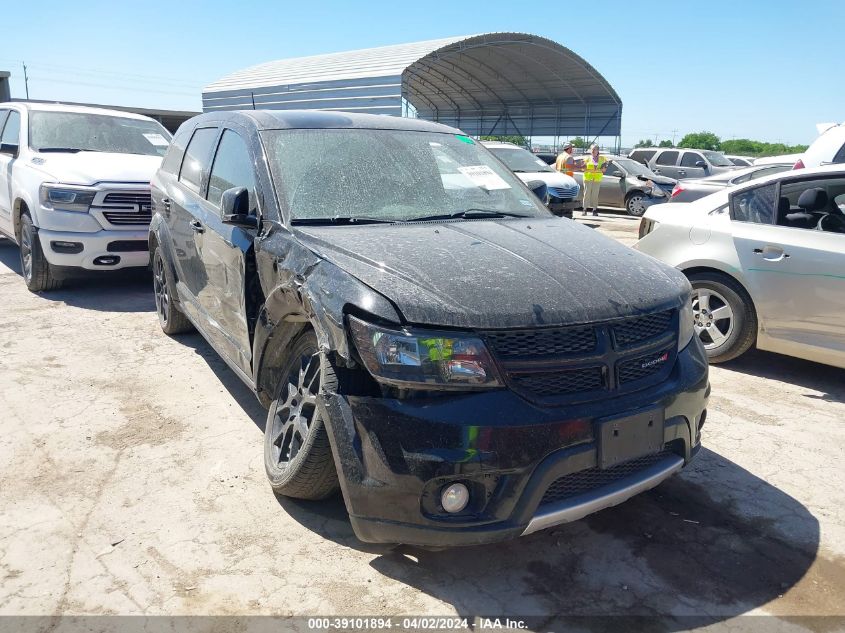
[349,316,502,389]
[650,186,666,198]
[678,296,695,351]
[40,184,97,213]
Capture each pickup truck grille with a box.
[548,185,579,200]
[95,191,153,227]
[483,309,677,403]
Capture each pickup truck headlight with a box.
[349,316,502,389]
[40,184,97,213]
[678,297,695,351]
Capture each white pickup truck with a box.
[0,102,171,291]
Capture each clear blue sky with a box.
[1,0,842,146]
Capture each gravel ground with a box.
[1,214,843,631]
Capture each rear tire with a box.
[19,213,63,292]
[152,245,193,335]
[264,330,340,500]
[687,272,757,363]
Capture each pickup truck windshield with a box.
[262,129,550,223]
[29,111,172,157]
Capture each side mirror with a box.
[525,179,549,204]
[695,160,707,168]
[0,143,19,157]
[221,187,258,228]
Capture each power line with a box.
[0,58,206,88]
[27,76,198,97]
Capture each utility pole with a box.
[671,129,679,145]
[22,62,29,99]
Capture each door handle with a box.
[190,219,205,234]
[678,170,686,176]
[753,246,789,260]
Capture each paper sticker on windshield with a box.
[457,165,511,190]
[143,133,170,146]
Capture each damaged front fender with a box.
[251,225,402,406]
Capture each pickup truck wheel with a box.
[152,246,193,334]
[19,213,63,292]
[264,330,339,500]
[625,192,648,217]
[688,272,757,363]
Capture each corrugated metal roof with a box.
[202,33,622,139]
[204,36,469,94]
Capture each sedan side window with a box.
[655,151,678,166]
[680,152,704,167]
[777,177,845,233]
[604,162,621,177]
[179,127,218,194]
[206,130,257,213]
[731,183,776,224]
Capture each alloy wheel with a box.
[692,288,734,350]
[153,254,169,325]
[20,224,33,282]
[270,352,321,468]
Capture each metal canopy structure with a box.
[203,33,621,142]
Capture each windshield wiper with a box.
[291,216,400,226]
[410,209,531,221]
[37,147,98,153]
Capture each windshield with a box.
[701,151,734,167]
[262,129,550,222]
[29,111,172,156]
[486,147,555,173]
[613,158,659,178]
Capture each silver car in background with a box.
[573,156,676,216]
[630,148,740,180]
[634,165,845,368]
[669,163,792,203]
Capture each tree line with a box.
[633,131,808,157]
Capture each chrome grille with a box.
[485,326,596,358]
[548,185,579,199]
[97,190,153,226]
[540,451,674,505]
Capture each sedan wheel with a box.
[626,193,647,217]
[688,272,758,363]
[692,288,734,350]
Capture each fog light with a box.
[441,483,469,513]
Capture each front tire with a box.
[264,330,339,500]
[625,192,648,217]
[688,272,757,363]
[19,213,63,292]
[152,245,193,335]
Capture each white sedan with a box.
[634,164,845,368]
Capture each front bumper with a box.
[38,228,150,270]
[320,340,709,546]
[548,198,578,217]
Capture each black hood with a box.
[294,218,688,329]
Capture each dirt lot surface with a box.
[1,214,844,630]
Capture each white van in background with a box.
[0,102,170,291]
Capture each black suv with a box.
[149,110,709,547]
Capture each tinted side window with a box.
[656,151,678,166]
[630,149,655,164]
[604,163,621,177]
[179,127,218,193]
[680,152,703,167]
[778,177,845,233]
[206,130,257,212]
[731,183,777,224]
[0,110,9,138]
[1,110,21,146]
[160,127,191,175]
[833,142,845,164]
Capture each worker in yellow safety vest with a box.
[554,141,576,176]
[580,144,608,217]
